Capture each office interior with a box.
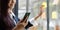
[13,0,60,30]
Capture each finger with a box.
[18,19,23,23]
[23,16,28,23]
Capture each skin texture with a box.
[13,16,28,30]
[8,0,16,9]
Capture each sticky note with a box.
[52,11,57,19]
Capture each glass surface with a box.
[18,0,60,30]
[49,0,60,30]
[18,0,26,9]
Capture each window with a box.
[18,0,60,30]
[18,0,26,19]
[49,0,60,30]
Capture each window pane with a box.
[18,10,26,19]
[18,0,26,19]
[49,0,60,30]
[18,0,26,9]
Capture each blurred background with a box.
[14,0,60,30]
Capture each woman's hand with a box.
[18,16,28,27]
[13,16,28,30]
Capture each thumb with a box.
[20,16,28,23]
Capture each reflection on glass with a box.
[29,0,47,30]
[39,2,47,20]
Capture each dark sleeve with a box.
[0,16,15,30]
[0,16,7,30]
[25,21,33,29]
[0,19,5,30]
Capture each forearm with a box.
[35,11,42,20]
